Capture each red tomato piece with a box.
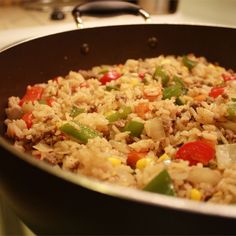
[46,98,54,107]
[222,74,236,82]
[19,86,44,106]
[138,72,145,80]
[100,71,121,85]
[175,140,215,166]
[209,87,224,98]
[22,112,33,129]
[127,151,147,168]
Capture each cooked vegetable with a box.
[175,140,215,165]
[187,167,221,186]
[19,86,44,106]
[182,56,197,70]
[100,71,121,85]
[143,169,175,196]
[227,103,236,119]
[209,87,224,98]
[70,106,85,118]
[163,84,183,100]
[134,103,150,118]
[216,144,236,168]
[153,66,169,86]
[22,112,33,129]
[190,188,202,201]
[60,122,101,144]
[222,74,236,82]
[144,118,165,141]
[163,77,186,100]
[127,151,147,168]
[39,98,54,107]
[106,106,132,122]
[105,85,119,91]
[124,120,144,137]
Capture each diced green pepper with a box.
[153,66,169,87]
[173,76,184,87]
[105,85,119,91]
[227,103,236,119]
[231,98,236,102]
[106,106,132,122]
[124,120,144,137]
[143,169,175,196]
[38,99,47,105]
[70,106,85,118]
[175,97,184,106]
[60,122,100,144]
[182,56,197,70]
[163,76,187,100]
[163,84,183,100]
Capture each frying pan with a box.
[0,1,236,234]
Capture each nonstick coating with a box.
[0,24,236,234]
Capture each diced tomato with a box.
[222,74,236,82]
[19,86,44,106]
[46,98,54,107]
[127,151,147,168]
[138,72,145,80]
[134,103,150,118]
[175,140,215,165]
[100,71,121,85]
[209,87,224,98]
[22,112,33,129]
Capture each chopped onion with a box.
[33,142,53,152]
[144,118,165,141]
[216,144,236,168]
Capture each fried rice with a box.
[5,54,236,204]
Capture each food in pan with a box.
[5,54,236,204]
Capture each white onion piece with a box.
[216,144,236,168]
[144,118,165,141]
[33,142,53,152]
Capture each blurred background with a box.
[0,0,236,235]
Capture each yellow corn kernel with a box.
[129,78,140,86]
[136,158,152,170]
[108,157,122,167]
[157,153,170,163]
[190,188,202,201]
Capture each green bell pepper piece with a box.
[227,103,236,119]
[153,66,169,87]
[143,169,175,196]
[106,106,132,122]
[163,84,183,100]
[70,106,85,118]
[105,85,119,91]
[182,56,197,70]
[60,122,100,144]
[124,120,144,137]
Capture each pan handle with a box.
[72,0,151,29]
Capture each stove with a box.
[0,0,236,235]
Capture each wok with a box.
[0,1,236,235]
